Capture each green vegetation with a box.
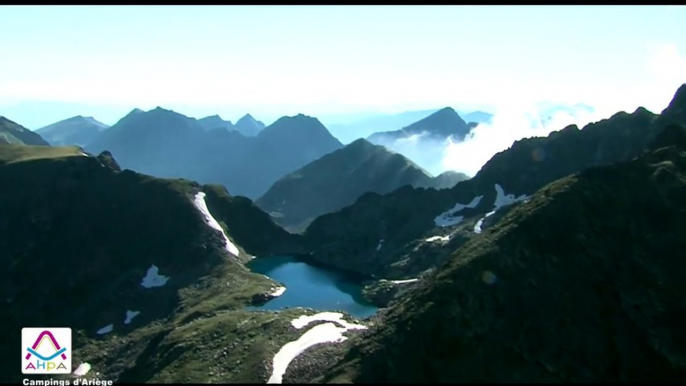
[0,144,85,164]
[0,145,315,383]
[315,122,686,383]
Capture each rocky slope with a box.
[0,116,50,146]
[303,84,686,280]
[315,122,686,383]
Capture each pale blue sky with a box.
[1,5,685,128]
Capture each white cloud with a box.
[441,104,609,177]
[437,44,686,177]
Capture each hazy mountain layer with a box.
[36,115,109,146]
[86,108,342,198]
[257,139,464,233]
[0,116,50,146]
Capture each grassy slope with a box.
[0,117,50,146]
[0,144,84,164]
[0,145,319,383]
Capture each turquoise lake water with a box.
[246,255,378,319]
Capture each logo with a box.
[22,328,72,374]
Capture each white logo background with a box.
[22,327,72,374]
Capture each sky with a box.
[1,5,685,130]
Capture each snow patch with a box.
[96,324,113,335]
[473,184,528,234]
[434,195,483,227]
[268,313,367,383]
[425,235,450,243]
[291,312,365,330]
[193,192,240,257]
[376,239,384,251]
[271,286,286,297]
[493,183,528,210]
[389,278,419,284]
[474,210,496,234]
[124,310,140,325]
[73,363,91,377]
[140,265,170,288]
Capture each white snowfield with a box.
[73,362,91,377]
[124,310,141,325]
[425,235,450,243]
[434,195,483,227]
[474,184,529,234]
[290,312,364,330]
[193,192,240,257]
[268,312,367,384]
[141,265,170,288]
[376,239,384,251]
[271,286,287,297]
[96,324,113,335]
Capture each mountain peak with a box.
[398,106,469,140]
[235,114,265,136]
[437,106,457,114]
[348,138,374,148]
[663,83,686,114]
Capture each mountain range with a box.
[256,138,468,233]
[313,120,686,383]
[300,85,686,280]
[85,108,342,198]
[3,83,685,384]
[197,113,265,137]
[326,108,493,144]
[367,107,473,144]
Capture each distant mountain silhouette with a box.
[198,115,235,132]
[256,139,463,233]
[235,114,266,137]
[36,115,109,146]
[462,110,493,125]
[367,107,472,144]
[430,170,470,190]
[0,116,49,146]
[327,109,439,144]
[86,108,342,198]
